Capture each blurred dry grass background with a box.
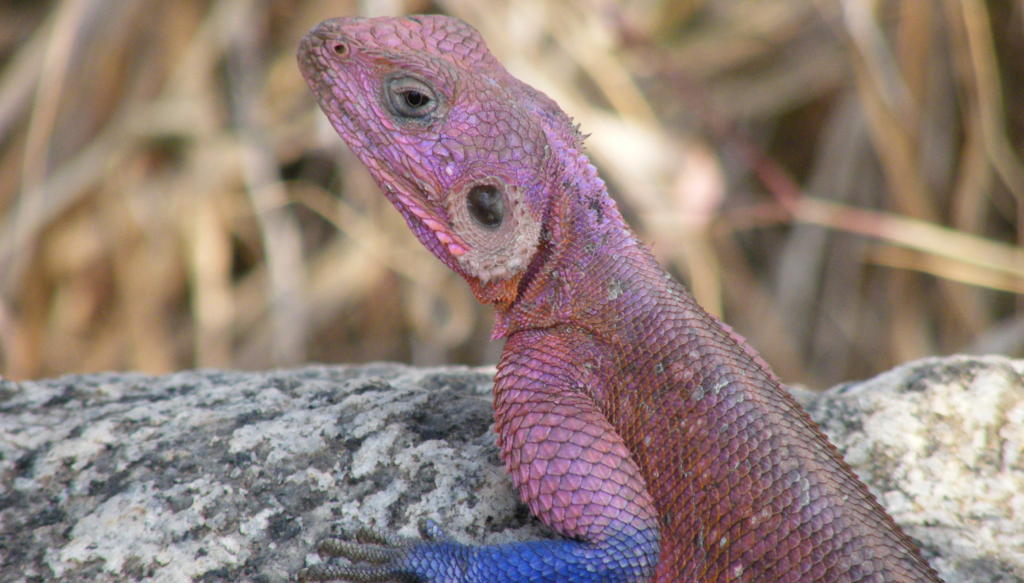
[1,0,1023,390]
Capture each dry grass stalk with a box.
[0,0,1020,388]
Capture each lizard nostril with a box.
[329,40,348,58]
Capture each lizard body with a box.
[296,15,942,583]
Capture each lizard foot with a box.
[296,518,658,582]
[295,520,455,582]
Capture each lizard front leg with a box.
[299,329,661,583]
[491,330,662,582]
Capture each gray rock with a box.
[0,356,1021,582]
[805,356,1024,583]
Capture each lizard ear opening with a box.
[466,184,504,228]
[447,178,540,283]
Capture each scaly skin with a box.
[296,15,943,583]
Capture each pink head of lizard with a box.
[298,15,580,307]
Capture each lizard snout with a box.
[324,38,348,59]
[299,20,357,66]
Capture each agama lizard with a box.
[296,15,943,583]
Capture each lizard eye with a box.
[403,91,429,108]
[385,77,437,119]
[466,185,504,228]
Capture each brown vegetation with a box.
[1,0,1022,389]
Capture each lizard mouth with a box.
[298,32,470,263]
[297,27,341,91]
[384,181,470,259]
[298,24,470,264]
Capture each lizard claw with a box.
[352,526,409,547]
[315,538,403,565]
[295,562,403,583]
[416,519,455,544]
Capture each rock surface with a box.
[0,356,1021,582]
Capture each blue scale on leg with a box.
[297,520,660,583]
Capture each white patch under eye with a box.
[446,178,540,283]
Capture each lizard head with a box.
[298,15,567,306]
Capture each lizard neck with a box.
[491,128,648,339]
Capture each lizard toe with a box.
[296,562,409,583]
